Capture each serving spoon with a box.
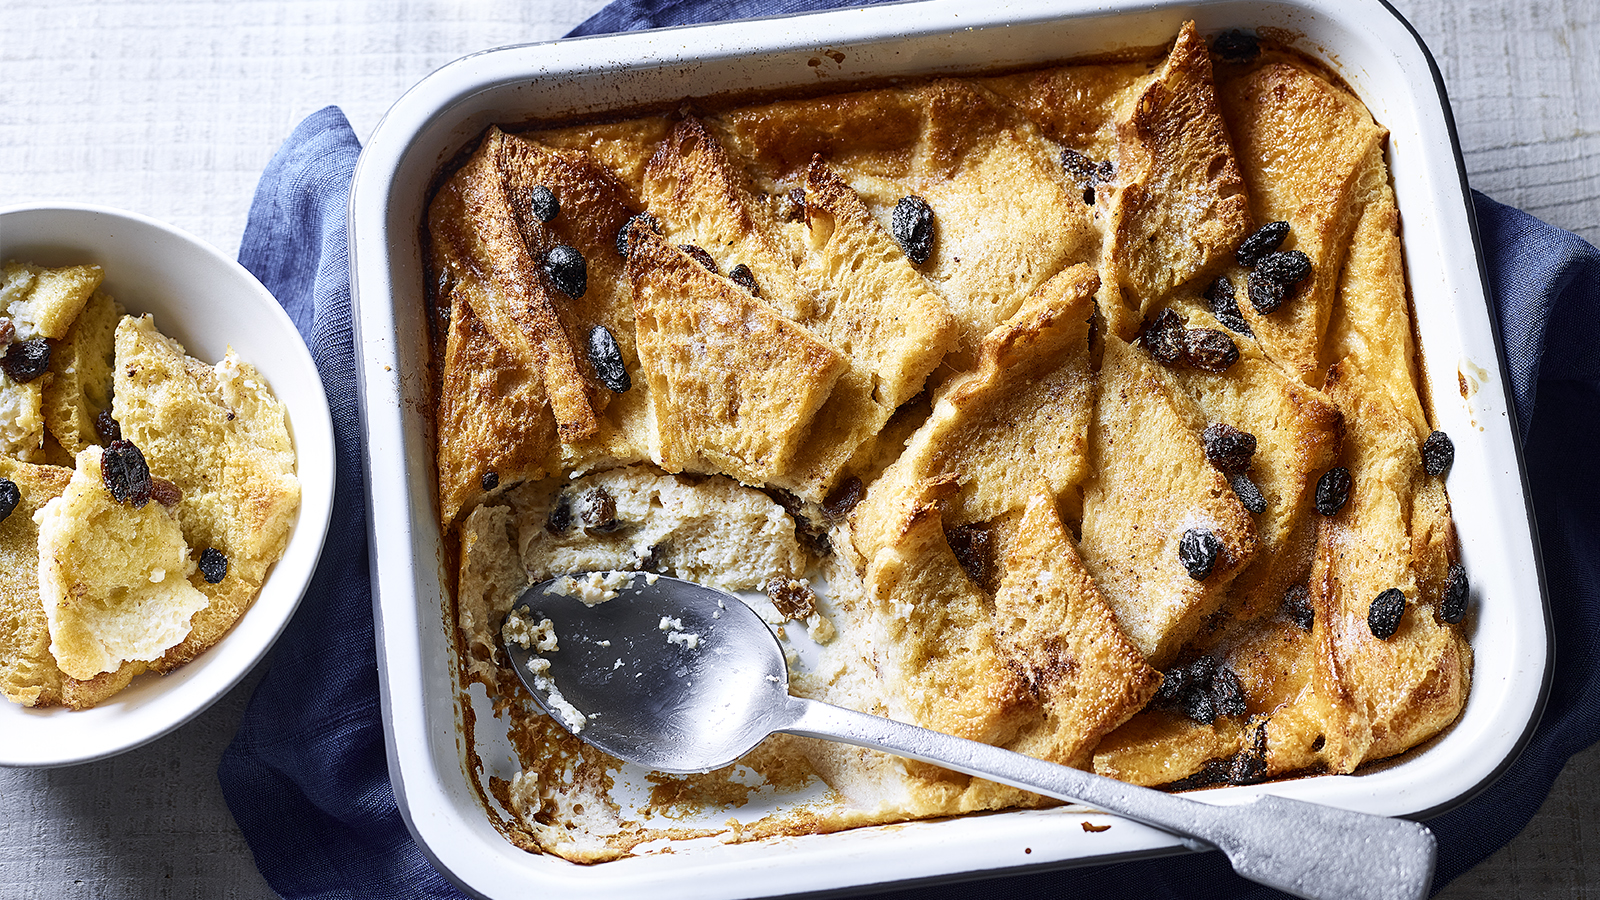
[503,572,1434,900]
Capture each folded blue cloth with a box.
[219,8,1600,898]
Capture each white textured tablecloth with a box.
[2,1,1597,897]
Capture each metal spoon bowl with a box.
[504,572,1435,900]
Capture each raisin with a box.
[1255,250,1312,286]
[199,547,228,584]
[729,263,760,296]
[781,187,806,222]
[94,409,121,445]
[1441,563,1469,624]
[1283,584,1314,631]
[575,487,621,533]
[1179,527,1223,580]
[1247,271,1289,314]
[1212,29,1260,62]
[1211,666,1248,719]
[0,318,13,345]
[946,523,996,592]
[0,478,17,523]
[149,476,182,507]
[765,577,817,620]
[1205,276,1252,335]
[615,211,660,258]
[1230,473,1267,514]
[1183,687,1218,725]
[101,440,153,507]
[1202,423,1257,474]
[481,471,499,491]
[1143,308,1186,366]
[1154,656,1250,726]
[1153,665,1188,705]
[1368,588,1406,639]
[892,195,936,265]
[638,542,668,572]
[1184,328,1240,373]
[1,339,50,384]
[1422,430,1455,476]
[588,325,631,393]
[1060,148,1099,187]
[545,494,573,534]
[1097,159,1116,184]
[1315,467,1352,516]
[544,245,587,299]
[525,184,559,222]
[1235,220,1290,267]
[679,244,719,275]
[822,475,864,522]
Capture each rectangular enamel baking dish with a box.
[347,0,1551,896]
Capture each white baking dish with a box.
[347,0,1550,896]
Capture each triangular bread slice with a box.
[1098,21,1254,340]
[1166,306,1344,619]
[992,487,1161,769]
[43,288,125,455]
[771,159,957,500]
[428,128,597,442]
[852,263,1098,557]
[1296,364,1470,772]
[1078,336,1259,665]
[1217,62,1387,383]
[434,286,559,527]
[627,226,845,484]
[641,117,818,323]
[112,315,300,672]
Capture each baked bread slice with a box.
[0,456,72,706]
[43,288,125,455]
[992,487,1162,769]
[860,480,1032,800]
[853,263,1098,555]
[627,225,846,484]
[1098,21,1254,341]
[0,260,102,340]
[494,131,658,471]
[1078,335,1259,665]
[642,117,818,323]
[37,446,207,682]
[112,315,300,671]
[0,261,104,461]
[1166,306,1344,619]
[435,287,560,527]
[429,129,597,442]
[1292,364,1470,772]
[1218,61,1387,384]
[772,159,957,500]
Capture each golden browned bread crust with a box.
[0,456,72,706]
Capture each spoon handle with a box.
[778,695,1434,900]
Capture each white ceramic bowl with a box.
[0,203,335,767]
[350,1,1551,896]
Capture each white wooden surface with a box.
[2,1,1596,897]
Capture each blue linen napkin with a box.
[218,10,1600,899]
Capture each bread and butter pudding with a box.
[0,261,300,710]
[429,22,1471,862]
